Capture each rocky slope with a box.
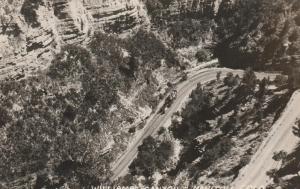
[215,0,300,73]
[0,29,183,188]
[0,0,148,80]
[0,0,231,80]
[119,70,292,187]
[145,0,223,48]
[144,0,222,18]
[3,0,298,81]
[2,0,299,187]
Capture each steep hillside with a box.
[0,0,148,80]
[0,30,182,188]
[215,0,300,74]
[1,0,299,188]
[2,0,299,80]
[116,70,292,187]
[143,0,222,49]
[0,1,217,187]
[144,0,222,18]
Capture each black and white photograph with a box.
[0,0,300,188]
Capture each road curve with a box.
[111,68,278,180]
[231,90,300,189]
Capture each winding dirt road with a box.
[231,90,300,189]
[111,67,278,180]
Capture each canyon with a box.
[0,0,228,80]
[0,0,149,79]
[1,0,300,188]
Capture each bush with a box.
[126,30,179,68]
[223,72,239,87]
[0,44,121,186]
[129,136,173,177]
[273,75,288,87]
[21,0,43,27]
[158,177,173,187]
[242,68,257,90]
[195,49,211,62]
[114,174,138,186]
[48,45,92,80]
[0,106,11,127]
[157,127,166,135]
[202,137,233,163]
[171,84,213,140]
[159,0,173,8]
[295,14,300,26]
[129,136,158,177]
[142,0,173,14]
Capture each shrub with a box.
[0,106,11,127]
[273,75,288,87]
[295,14,300,26]
[48,45,92,80]
[129,136,173,177]
[143,0,163,14]
[223,72,238,87]
[202,137,233,163]
[127,30,179,68]
[63,105,77,121]
[266,168,279,179]
[114,174,138,186]
[159,0,173,8]
[272,151,287,162]
[216,71,222,81]
[21,0,43,27]
[129,136,158,177]
[195,49,211,62]
[158,177,173,187]
[0,44,121,186]
[242,68,257,90]
[157,127,166,135]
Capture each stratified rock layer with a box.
[0,0,147,79]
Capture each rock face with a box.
[0,0,226,80]
[145,0,223,20]
[0,0,148,79]
[143,0,224,49]
[83,0,147,33]
[52,0,147,43]
[167,0,222,17]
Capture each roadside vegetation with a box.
[1,0,298,188]
[119,69,291,187]
[195,49,212,62]
[128,136,173,186]
[0,29,180,188]
[0,45,119,188]
[266,119,300,189]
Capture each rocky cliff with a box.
[141,0,224,53]
[167,0,222,17]
[144,0,222,18]
[0,0,229,80]
[0,0,148,80]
